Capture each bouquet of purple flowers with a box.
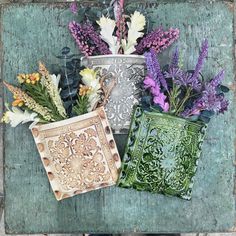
[142,39,229,123]
[68,0,179,56]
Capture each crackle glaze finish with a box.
[31,107,121,200]
[118,107,207,200]
[81,55,145,134]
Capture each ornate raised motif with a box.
[81,55,145,134]
[31,107,121,201]
[118,107,207,200]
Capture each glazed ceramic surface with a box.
[118,107,207,200]
[81,55,145,134]
[31,107,121,201]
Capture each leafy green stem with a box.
[175,87,192,116]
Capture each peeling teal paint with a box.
[1,1,235,234]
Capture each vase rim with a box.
[143,109,207,128]
[81,54,145,60]
[31,107,106,130]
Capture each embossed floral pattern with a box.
[31,107,121,201]
[118,107,207,200]
[48,128,112,191]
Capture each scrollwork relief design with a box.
[118,107,207,200]
[83,56,145,133]
[48,128,112,191]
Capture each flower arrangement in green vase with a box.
[117,39,229,200]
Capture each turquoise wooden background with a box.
[1,0,236,234]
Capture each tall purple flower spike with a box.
[144,49,168,90]
[69,21,111,56]
[170,47,179,69]
[164,42,211,91]
[191,39,209,91]
[135,27,179,55]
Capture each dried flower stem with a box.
[3,81,54,122]
[39,62,67,119]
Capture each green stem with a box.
[175,87,192,116]
[168,83,180,113]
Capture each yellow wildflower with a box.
[79,85,92,96]
[79,68,102,111]
[18,73,41,85]
[34,73,40,81]
[80,68,97,84]
[12,99,24,107]
[17,74,25,84]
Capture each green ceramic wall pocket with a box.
[117,39,229,200]
[117,106,207,200]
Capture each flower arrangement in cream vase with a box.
[2,62,121,201]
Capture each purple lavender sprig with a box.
[190,39,209,91]
[143,76,169,112]
[164,42,210,91]
[144,49,168,90]
[208,70,225,89]
[182,70,228,117]
[70,1,78,14]
[165,68,202,90]
[69,21,111,56]
[135,27,179,55]
[170,47,179,69]
[143,39,229,122]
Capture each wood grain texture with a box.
[1,1,236,234]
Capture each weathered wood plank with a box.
[1,1,236,234]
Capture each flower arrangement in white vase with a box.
[68,0,180,133]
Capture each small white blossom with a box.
[97,16,120,54]
[50,74,61,88]
[1,106,39,127]
[122,11,146,54]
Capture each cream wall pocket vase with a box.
[31,107,121,201]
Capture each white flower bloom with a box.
[122,11,146,54]
[97,16,120,54]
[80,68,102,111]
[50,74,61,88]
[87,92,101,112]
[80,68,101,92]
[130,11,146,32]
[1,107,39,127]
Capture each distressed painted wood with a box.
[1,1,236,234]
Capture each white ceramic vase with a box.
[81,55,145,134]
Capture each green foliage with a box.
[22,82,64,121]
[72,95,89,116]
[56,47,81,117]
